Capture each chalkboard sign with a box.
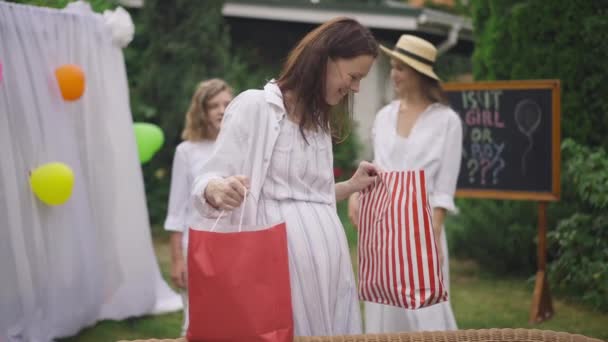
[443,80,561,201]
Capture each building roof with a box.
[222,0,473,42]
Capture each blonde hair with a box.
[181,78,232,141]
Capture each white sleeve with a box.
[163,146,189,231]
[430,113,463,214]
[191,92,253,219]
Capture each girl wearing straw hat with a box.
[349,34,461,332]
[192,18,381,336]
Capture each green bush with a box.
[124,1,275,229]
[124,1,231,228]
[449,139,608,309]
[471,0,608,149]
[548,139,608,312]
[447,199,538,276]
[435,52,472,81]
[8,0,113,11]
[451,3,608,305]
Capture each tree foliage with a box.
[450,0,608,311]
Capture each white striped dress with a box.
[256,118,362,336]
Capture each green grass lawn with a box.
[61,203,608,341]
[450,259,608,339]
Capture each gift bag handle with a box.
[210,188,256,233]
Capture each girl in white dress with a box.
[348,34,462,332]
[163,79,233,336]
[192,18,380,336]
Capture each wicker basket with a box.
[116,328,605,342]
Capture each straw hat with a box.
[380,34,440,81]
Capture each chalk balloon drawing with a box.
[514,99,542,175]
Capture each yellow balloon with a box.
[30,162,75,206]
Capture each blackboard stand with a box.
[444,80,561,324]
[529,202,554,323]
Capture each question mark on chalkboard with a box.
[480,159,491,185]
[492,158,506,184]
[467,159,478,183]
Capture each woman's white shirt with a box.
[191,82,288,226]
[372,101,463,213]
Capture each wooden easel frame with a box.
[443,80,561,323]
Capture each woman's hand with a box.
[169,232,187,289]
[435,236,444,270]
[335,161,381,202]
[431,208,447,270]
[171,257,187,290]
[348,192,360,229]
[204,175,250,211]
[348,161,381,193]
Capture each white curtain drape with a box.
[0,2,181,341]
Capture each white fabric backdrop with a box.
[0,2,181,341]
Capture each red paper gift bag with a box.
[187,211,293,342]
[358,170,448,309]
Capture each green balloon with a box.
[133,122,164,164]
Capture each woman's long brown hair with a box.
[277,17,378,140]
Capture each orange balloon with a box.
[55,64,85,101]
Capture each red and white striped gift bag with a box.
[358,170,448,309]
